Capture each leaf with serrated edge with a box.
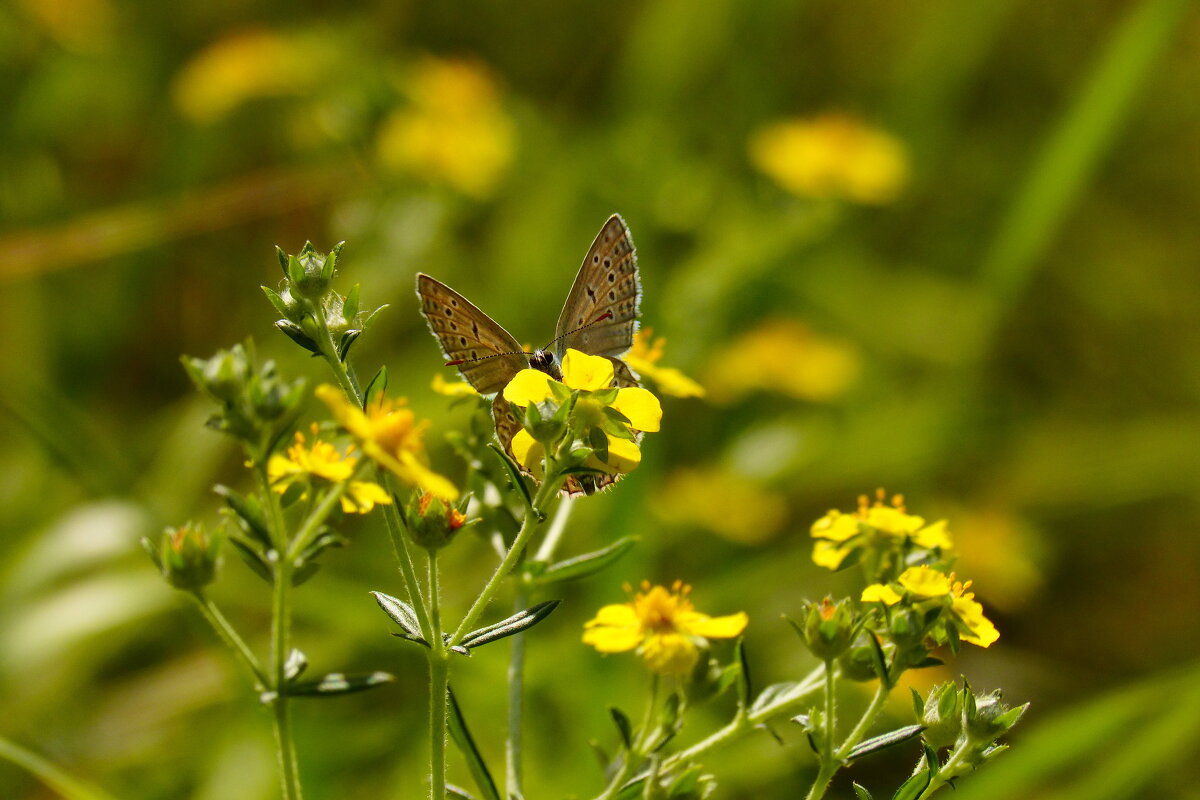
[459,600,560,649]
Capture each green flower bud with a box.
[921,682,964,749]
[965,689,1027,741]
[406,492,471,551]
[799,597,856,660]
[285,241,339,300]
[837,635,882,682]
[182,345,251,403]
[148,522,222,591]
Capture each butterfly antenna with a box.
[541,310,614,351]
[444,350,528,367]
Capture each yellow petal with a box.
[561,349,614,391]
[431,373,479,397]
[510,429,545,476]
[913,520,953,550]
[811,540,852,570]
[341,481,393,514]
[861,584,903,605]
[316,384,372,439]
[589,435,641,474]
[503,369,554,406]
[681,611,748,639]
[582,604,642,653]
[810,511,860,543]
[952,594,1000,647]
[640,632,698,676]
[897,565,952,598]
[267,453,302,484]
[612,387,662,432]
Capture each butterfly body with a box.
[416,214,642,494]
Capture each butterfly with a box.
[416,214,642,494]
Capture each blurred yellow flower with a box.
[861,565,999,648]
[267,425,392,514]
[18,0,114,53]
[704,319,859,404]
[316,385,458,501]
[583,581,748,676]
[748,113,908,204]
[653,466,786,544]
[172,29,327,123]
[810,490,953,570]
[376,57,515,198]
[624,329,705,398]
[431,372,479,398]
[503,349,661,477]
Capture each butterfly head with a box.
[528,348,562,381]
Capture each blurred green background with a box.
[3,0,1200,797]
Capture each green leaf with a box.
[891,770,931,800]
[530,536,638,585]
[363,366,388,409]
[588,426,609,463]
[911,687,925,719]
[371,591,425,639]
[610,706,634,750]
[214,484,272,550]
[447,785,476,800]
[227,535,274,583]
[487,442,534,512]
[750,681,820,716]
[853,783,876,800]
[290,561,322,586]
[337,329,362,361]
[735,638,752,713]
[288,671,394,697]
[447,687,501,800]
[458,600,561,650]
[344,283,361,321]
[297,530,347,564]
[868,632,892,688]
[847,725,926,761]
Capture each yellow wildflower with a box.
[172,29,327,123]
[316,385,458,501]
[654,466,786,544]
[861,566,999,649]
[748,113,908,204]
[704,319,859,404]
[431,372,479,398]
[583,581,748,676]
[949,578,1000,648]
[18,0,114,53]
[811,491,953,571]
[266,425,391,514]
[503,349,661,477]
[624,329,705,398]
[376,57,515,198]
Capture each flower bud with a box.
[799,597,855,660]
[285,241,339,300]
[406,492,470,550]
[921,682,964,749]
[147,522,221,591]
[837,634,882,682]
[183,346,251,403]
[965,689,1027,741]
[523,400,567,444]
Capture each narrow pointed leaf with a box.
[531,537,638,585]
[891,771,931,800]
[371,591,424,638]
[283,649,308,682]
[447,786,476,800]
[289,671,394,697]
[363,366,388,410]
[447,687,502,800]
[847,725,926,761]
[227,536,274,583]
[853,784,876,800]
[610,707,633,750]
[487,442,534,511]
[458,600,561,649]
[735,638,752,713]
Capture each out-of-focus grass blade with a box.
[0,735,118,800]
[978,0,1191,309]
[952,662,1200,800]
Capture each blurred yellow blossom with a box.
[431,372,479,398]
[376,57,515,198]
[172,29,329,123]
[267,425,392,514]
[811,490,953,570]
[624,329,705,398]
[18,0,114,53]
[583,581,748,676]
[748,113,908,204]
[705,319,859,404]
[316,385,458,501]
[861,565,999,648]
[653,466,786,544]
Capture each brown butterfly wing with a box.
[555,215,641,359]
[416,273,528,395]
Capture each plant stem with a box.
[449,476,562,646]
[506,584,527,800]
[190,592,269,688]
[314,312,361,404]
[381,476,434,640]
[428,547,448,800]
[834,681,892,761]
[532,495,574,563]
[802,659,839,800]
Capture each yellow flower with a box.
[811,491,953,571]
[748,113,908,204]
[266,425,391,514]
[704,319,859,404]
[653,466,786,544]
[624,329,705,398]
[861,566,999,649]
[376,57,515,198]
[503,349,662,476]
[172,29,328,123]
[583,581,748,676]
[316,385,458,501]
[431,373,479,398]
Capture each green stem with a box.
[802,659,839,800]
[428,547,447,800]
[916,746,970,799]
[449,475,562,646]
[313,311,361,404]
[596,674,661,800]
[381,475,434,641]
[506,584,528,799]
[834,681,892,761]
[190,592,269,688]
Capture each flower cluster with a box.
[502,349,662,481]
[810,489,952,573]
[267,424,391,514]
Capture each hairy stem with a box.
[190,592,268,688]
